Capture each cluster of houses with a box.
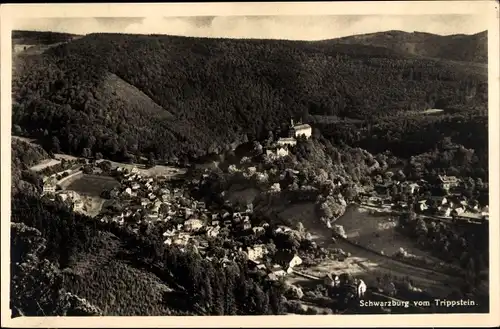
[323,273,368,299]
[95,166,303,274]
[360,174,489,223]
[57,190,85,211]
[40,167,86,212]
[190,239,305,281]
[371,175,466,199]
[98,166,207,228]
[42,177,58,194]
[41,183,85,212]
[160,206,259,249]
[371,180,423,197]
[265,119,312,159]
[417,195,489,221]
[242,246,304,281]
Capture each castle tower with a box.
[288,118,295,138]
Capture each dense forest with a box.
[11,138,47,196]
[12,32,487,165]
[12,30,80,45]
[331,30,488,64]
[316,113,489,180]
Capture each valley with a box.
[9,27,490,317]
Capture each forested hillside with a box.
[12,32,488,163]
[12,30,81,45]
[11,138,47,196]
[330,30,488,64]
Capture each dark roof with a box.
[293,124,312,130]
[324,273,334,280]
[273,250,296,265]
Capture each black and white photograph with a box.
[1,2,499,327]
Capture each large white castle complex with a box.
[266,118,312,159]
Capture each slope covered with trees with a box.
[330,30,488,64]
[317,112,489,180]
[12,32,488,164]
[12,30,81,46]
[11,138,47,196]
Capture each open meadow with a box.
[66,174,120,196]
[264,202,462,298]
[335,206,439,259]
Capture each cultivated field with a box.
[66,174,120,197]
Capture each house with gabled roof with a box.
[246,244,268,263]
[273,250,302,274]
[184,218,204,232]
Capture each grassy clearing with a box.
[66,174,120,197]
[226,187,260,207]
[263,201,459,298]
[335,206,438,259]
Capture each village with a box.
[34,118,489,312]
[248,119,489,226]
[357,173,489,224]
[40,161,330,287]
[32,119,378,308]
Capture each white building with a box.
[206,226,220,237]
[42,178,57,194]
[73,200,84,211]
[274,251,303,274]
[357,279,367,298]
[123,187,133,196]
[184,218,204,232]
[252,226,265,235]
[276,137,297,147]
[247,244,268,262]
[438,175,460,191]
[289,119,312,139]
[266,146,289,158]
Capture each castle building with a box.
[289,119,312,139]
